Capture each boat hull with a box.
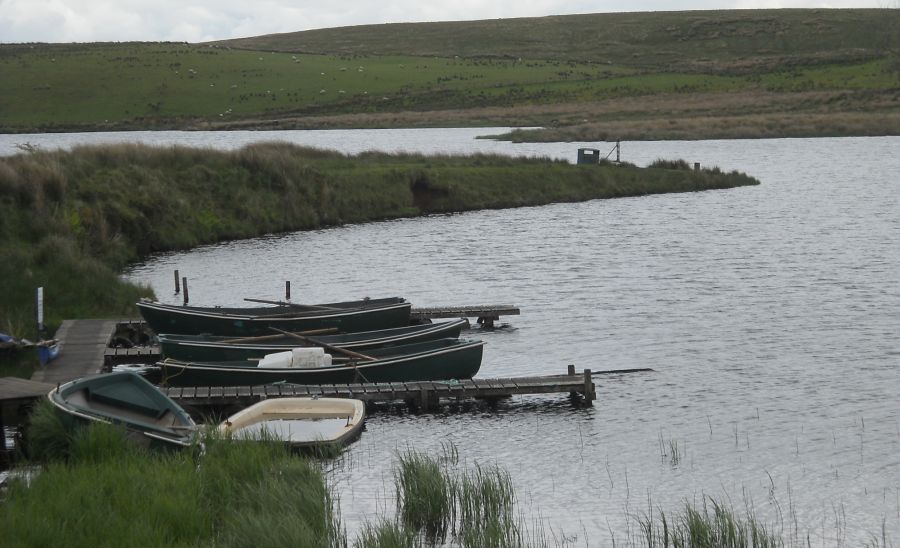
[48,371,197,450]
[158,319,467,362]
[159,338,484,387]
[219,397,365,450]
[137,297,411,337]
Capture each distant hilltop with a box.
[209,9,899,71]
[2,9,898,139]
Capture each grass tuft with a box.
[395,448,455,542]
[639,497,782,548]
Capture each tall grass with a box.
[392,448,521,546]
[5,405,891,547]
[5,412,344,547]
[395,448,455,541]
[638,497,782,548]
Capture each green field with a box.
[1,9,898,138]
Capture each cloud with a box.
[0,0,887,43]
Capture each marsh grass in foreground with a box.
[638,497,781,548]
[5,405,890,547]
[6,404,343,547]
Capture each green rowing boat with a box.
[137,297,411,336]
[157,319,467,362]
[48,371,197,450]
[158,338,484,387]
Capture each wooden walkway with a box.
[165,367,601,411]
[31,319,119,385]
[410,305,519,328]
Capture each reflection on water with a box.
[13,129,898,545]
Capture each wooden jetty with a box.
[165,365,605,412]
[410,305,519,328]
[31,319,118,384]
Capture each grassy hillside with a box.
[215,9,897,71]
[0,9,898,139]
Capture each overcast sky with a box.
[0,0,889,43]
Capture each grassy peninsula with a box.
[0,143,757,355]
[1,9,898,139]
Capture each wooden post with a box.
[182,277,189,306]
[616,140,620,163]
[419,387,430,412]
[568,364,577,399]
[583,369,594,405]
[285,281,291,301]
[174,270,180,294]
[0,403,8,470]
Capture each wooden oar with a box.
[244,298,341,311]
[217,328,339,345]
[269,327,377,361]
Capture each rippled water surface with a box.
[21,129,898,545]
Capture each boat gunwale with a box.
[48,374,198,445]
[137,299,410,322]
[158,318,468,350]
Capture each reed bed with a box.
[391,448,523,546]
[638,497,782,548]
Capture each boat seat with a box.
[86,386,167,419]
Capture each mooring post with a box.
[285,281,291,301]
[182,277,189,306]
[419,387,431,412]
[583,369,594,405]
[174,270,180,294]
[568,364,578,399]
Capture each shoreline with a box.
[0,142,759,370]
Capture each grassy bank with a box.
[7,407,881,547]
[1,10,898,138]
[0,142,758,359]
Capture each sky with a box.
[0,0,890,43]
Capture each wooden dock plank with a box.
[32,319,121,385]
[0,377,54,402]
[165,368,606,409]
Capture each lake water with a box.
[11,129,899,545]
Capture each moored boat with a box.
[158,337,485,387]
[219,397,365,450]
[136,297,412,337]
[48,371,197,449]
[157,319,467,362]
